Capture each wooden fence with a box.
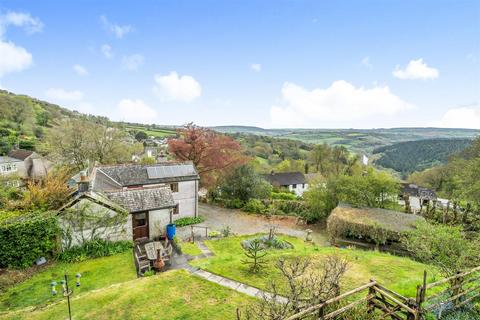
[282,266,480,320]
[420,266,480,316]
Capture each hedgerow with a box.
[0,210,60,268]
[174,216,205,227]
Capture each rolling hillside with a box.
[213,126,480,154]
[372,138,473,175]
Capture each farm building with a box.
[327,204,425,252]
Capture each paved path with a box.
[177,203,329,246]
[181,241,287,303]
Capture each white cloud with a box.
[153,71,201,102]
[0,11,43,37]
[100,15,132,39]
[0,40,32,77]
[361,56,372,68]
[45,88,84,101]
[436,105,480,129]
[393,58,439,80]
[122,54,144,71]
[270,80,413,127]
[73,64,88,76]
[0,11,42,78]
[101,44,113,59]
[250,63,262,72]
[117,99,157,123]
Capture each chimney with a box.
[77,170,90,193]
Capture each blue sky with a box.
[0,0,479,128]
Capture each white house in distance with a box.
[0,149,51,185]
[263,171,308,197]
[60,162,200,244]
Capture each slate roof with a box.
[401,183,437,200]
[96,162,199,187]
[0,156,22,164]
[8,149,34,161]
[263,172,306,186]
[105,187,175,213]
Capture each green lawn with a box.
[180,241,203,256]
[190,234,439,298]
[0,252,137,311]
[0,270,253,320]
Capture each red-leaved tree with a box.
[168,123,247,187]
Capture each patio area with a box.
[133,238,176,276]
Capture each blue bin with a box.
[166,224,176,240]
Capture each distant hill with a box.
[372,138,473,176]
[212,126,480,154]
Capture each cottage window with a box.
[292,184,297,189]
[134,212,147,226]
[2,164,16,172]
[173,204,179,215]
[170,183,179,193]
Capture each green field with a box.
[125,125,176,138]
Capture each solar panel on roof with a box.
[146,164,196,179]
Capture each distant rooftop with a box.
[8,149,34,161]
[263,172,306,186]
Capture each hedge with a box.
[0,210,60,268]
[174,216,205,227]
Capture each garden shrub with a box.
[271,191,297,200]
[241,235,293,250]
[0,210,60,268]
[243,199,267,214]
[224,198,244,209]
[57,239,133,262]
[174,216,205,227]
[208,230,221,238]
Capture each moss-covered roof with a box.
[329,204,424,234]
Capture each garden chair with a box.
[135,251,150,274]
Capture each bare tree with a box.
[238,255,348,320]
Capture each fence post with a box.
[452,271,463,308]
[414,270,427,320]
[367,279,376,314]
[191,225,195,243]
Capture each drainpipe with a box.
[195,179,198,218]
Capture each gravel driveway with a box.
[177,203,329,246]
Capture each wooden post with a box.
[205,226,208,238]
[191,225,195,243]
[452,271,463,308]
[367,279,376,314]
[413,270,427,320]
